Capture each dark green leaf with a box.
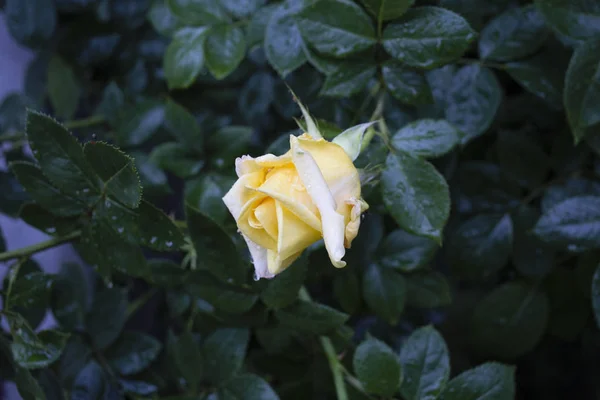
[168,330,203,389]
[479,5,548,61]
[406,270,452,308]
[564,39,600,143]
[511,206,555,278]
[441,363,515,400]
[149,0,184,37]
[106,332,162,375]
[188,280,258,314]
[0,93,28,133]
[120,380,158,396]
[84,142,142,208]
[534,196,600,250]
[297,0,376,57]
[593,263,600,329]
[115,100,165,147]
[447,214,513,281]
[378,229,438,272]
[47,56,80,120]
[138,200,185,251]
[5,0,57,47]
[392,119,459,158]
[381,151,450,242]
[185,174,234,225]
[201,328,250,384]
[360,0,414,21]
[186,203,248,283]
[145,259,187,287]
[221,0,266,18]
[400,326,449,400]
[353,337,402,397]
[218,374,280,400]
[264,3,307,77]
[542,179,600,213]
[207,126,253,167]
[496,129,550,188]
[85,287,128,350]
[167,0,229,25]
[6,269,52,312]
[15,367,46,400]
[535,0,600,42]
[51,262,88,331]
[26,111,100,196]
[333,270,361,314]
[363,263,406,324]
[261,255,308,310]
[71,361,106,400]
[471,281,549,359]
[10,161,88,216]
[546,268,589,341]
[204,25,246,79]
[445,65,502,143]
[383,7,476,69]
[96,82,124,126]
[132,152,172,198]
[164,99,203,151]
[247,4,278,47]
[164,27,209,89]
[275,300,349,334]
[57,336,92,388]
[382,62,433,105]
[150,142,204,178]
[320,63,376,97]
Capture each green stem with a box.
[299,287,349,400]
[0,230,81,263]
[126,288,158,319]
[64,115,105,130]
[0,132,25,143]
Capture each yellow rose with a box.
[222,132,369,279]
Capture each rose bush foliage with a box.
[1,0,600,399]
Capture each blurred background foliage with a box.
[1,0,600,399]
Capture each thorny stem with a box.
[299,286,349,400]
[0,230,81,263]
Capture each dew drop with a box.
[253,272,260,281]
[165,241,173,248]
[150,236,157,244]
[82,188,90,194]
[117,227,124,233]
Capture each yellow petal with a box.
[222,170,265,220]
[276,201,320,260]
[253,198,278,239]
[344,198,369,248]
[267,249,303,275]
[237,196,277,251]
[241,234,273,279]
[235,152,292,177]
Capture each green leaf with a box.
[185,174,234,225]
[534,196,600,250]
[221,0,266,18]
[264,2,307,77]
[51,263,88,331]
[201,328,250,384]
[149,0,184,37]
[261,256,308,310]
[275,300,349,334]
[132,152,172,198]
[5,0,57,47]
[218,374,280,400]
[120,380,158,396]
[297,0,376,57]
[441,363,515,400]
[564,39,600,143]
[26,111,100,196]
[0,93,28,133]
[164,27,210,89]
[247,4,278,47]
[164,99,203,151]
[400,326,450,400]
[593,263,600,329]
[168,330,203,389]
[14,366,46,400]
[71,361,106,400]
[447,214,513,281]
[392,119,460,158]
[37,369,64,400]
[320,62,376,97]
[535,0,600,42]
[7,312,69,369]
[186,203,248,283]
[333,270,361,314]
[363,264,406,324]
[47,55,80,120]
[382,62,433,105]
[511,206,555,279]
[382,7,476,69]
[145,259,187,287]
[496,129,550,188]
[115,100,165,147]
[83,142,142,208]
[85,287,128,350]
[353,337,402,397]
[406,270,452,308]
[479,5,548,61]
[445,65,502,143]
[471,281,549,359]
[106,332,162,375]
[138,200,186,251]
[207,126,253,167]
[360,0,414,21]
[188,278,258,314]
[150,142,204,178]
[10,161,88,216]
[95,82,124,126]
[3,260,49,329]
[57,336,92,388]
[204,25,246,79]
[377,229,438,272]
[381,151,450,242]
[545,268,590,341]
[167,0,229,25]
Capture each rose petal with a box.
[242,234,273,279]
[222,170,265,220]
[290,135,347,268]
[276,201,320,260]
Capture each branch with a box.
[0,230,81,263]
